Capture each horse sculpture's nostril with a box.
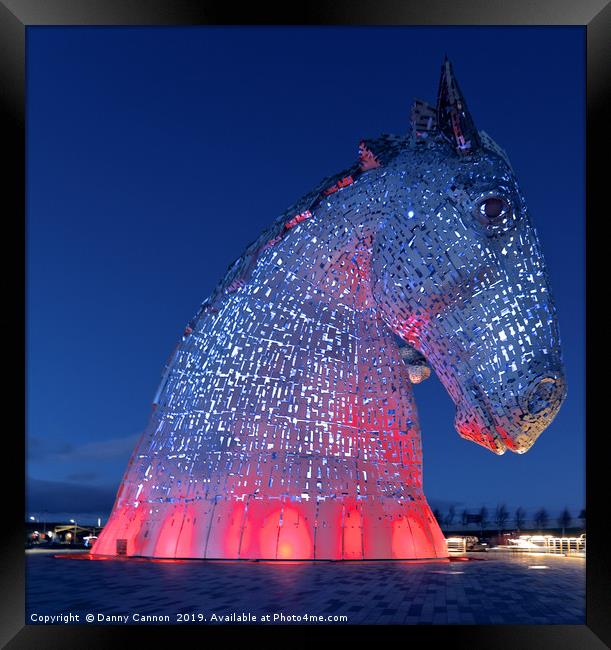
[526,376,563,416]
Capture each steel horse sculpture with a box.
[93,60,566,560]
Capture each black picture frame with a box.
[2,1,608,647]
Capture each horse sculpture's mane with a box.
[183,120,510,374]
[193,110,511,332]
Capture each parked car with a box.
[465,536,488,551]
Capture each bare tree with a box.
[578,509,586,529]
[494,504,509,534]
[461,509,469,527]
[558,507,572,537]
[534,508,549,530]
[445,505,456,529]
[433,508,443,529]
[514,507,526,532]
[479,506,489,536]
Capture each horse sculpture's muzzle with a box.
[455,368,567,455]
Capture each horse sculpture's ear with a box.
[436,57,481,155]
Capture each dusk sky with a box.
[26,26,584,524]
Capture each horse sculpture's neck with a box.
[151,202,423,501]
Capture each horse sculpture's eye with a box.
[482,198,504,218]
[475,196,510,225]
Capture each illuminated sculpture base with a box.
[91,496,447,560]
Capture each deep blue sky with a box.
[26,26,585,524]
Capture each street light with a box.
[69,519,77,545]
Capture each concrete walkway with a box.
[26,551,584,625]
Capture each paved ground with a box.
[26,551,585,625]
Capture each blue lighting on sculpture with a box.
[92,58,566,560]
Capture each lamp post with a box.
[69,519,77,545]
